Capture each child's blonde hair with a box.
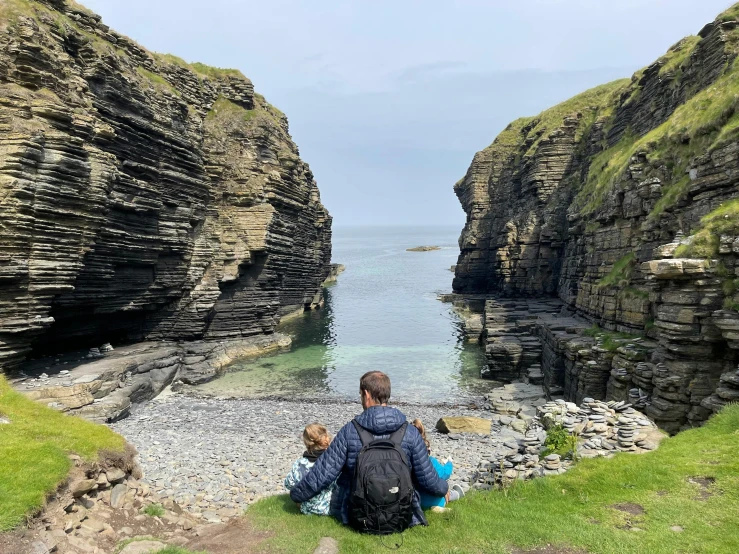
[303,423,331,453]
[411,418,430,454]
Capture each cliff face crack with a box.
[0,0,331,370]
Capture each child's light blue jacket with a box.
[419,456,453,508]
[284,453,336,515]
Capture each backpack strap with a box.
[388,422,408,447]
[352,420,376,447]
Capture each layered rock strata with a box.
[453,4,739,432]
[0,0,331,372]
[11,334,291,421]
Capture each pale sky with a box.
[83,0,733,226]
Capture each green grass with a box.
[247,405,739,554]
[649,174,691,220]
[207,97,257,122]
[142,503,165,517]
[154,53,191,69]
[597,252,636,289]
[675,198,739,258]
[572,14,739,216]
[0,375,126,531]
[0,1,249,87]
[0,0,29,22]
[154,54,247,82]
[522,80,629,157]
[206,95,285,129]
[585,221,602,233]
[675,234,720,259]
[136,67,180,96]
[659,36,701,77]
[582,325,643,352]
[457,80,628,195]
[189,62,245,80]
[719,2,739,23]
[541,424,579,459]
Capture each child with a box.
[411,418,465,511]
[285,423,336,515]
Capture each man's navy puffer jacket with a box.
[289,405,449,527]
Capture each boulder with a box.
[110,483,128,509]
[104,468,126,483]
[70,479,97,498]
[436,416,491,435]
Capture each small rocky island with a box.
[407,245,442,252]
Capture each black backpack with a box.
[349,421,415,535]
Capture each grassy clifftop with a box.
[463,1,739,222]
[0,376,126,530]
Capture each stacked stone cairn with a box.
[472,397,661,489]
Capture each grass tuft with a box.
[206,95,285,128]
[597,252,636,289]
[583,325,643,352]
[189,62,245,80]
[0,376,126,531]
[659,36,701,77]
[675,199,739,259]
[136,67,180,96]
[542,424,579,459]
[142,503,165,517]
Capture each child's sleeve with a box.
[431,456,453,480]
[284,460,301,491]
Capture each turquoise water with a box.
[197,226,497,403]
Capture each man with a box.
[289,371,449,528]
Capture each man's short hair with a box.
[360,371,391,404]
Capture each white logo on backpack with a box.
[389,487,399,494]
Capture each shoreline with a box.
[182,387,489,410]
[109,392,492,521]
[10,334,293,422]
[109,382,663,523]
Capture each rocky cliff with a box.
[454,4,739,432]
[0,0,332,372]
